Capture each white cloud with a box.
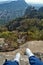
[25,0,43,4]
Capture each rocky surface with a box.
[0,54,43,65]
[0,41,43,65]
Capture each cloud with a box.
[25,0,43,4]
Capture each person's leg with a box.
[26,48,43,65]
[13,53,20,65]
[3,53,20,65]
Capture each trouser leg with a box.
[13,61,19,65]
[13,53,20,65]
[29,56,43,65]
[26,48,43,65]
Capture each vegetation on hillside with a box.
[0,6,43,51]
[0,18,43,40]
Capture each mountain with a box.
[0,0,43,25]
[24,5,43,19]
[0,0,28,25]
[29,4,43,9]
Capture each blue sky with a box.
[0,0,43,4]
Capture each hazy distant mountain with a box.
[0,0,28,25]
[31,4,43,9]
[0,0,43,25]
[24,5,43,19]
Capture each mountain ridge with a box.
[0,0,43,25]
[0,0,28,25]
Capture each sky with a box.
[0,0,17,2]
[0,0,43,4]
[25,0,43,4]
